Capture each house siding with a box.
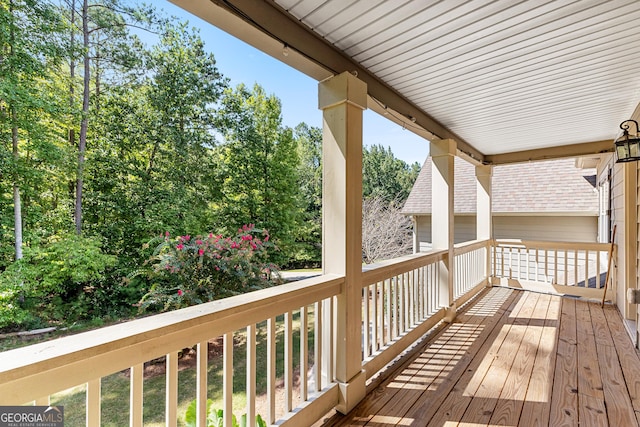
[493,216,597,242]
[415,215,597,250]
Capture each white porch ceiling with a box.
[171,0,640,164]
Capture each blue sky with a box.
[157,1,430,166]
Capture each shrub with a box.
[0,281,41,331]
[0,233,117,323]
[184,399,266,427]
[138,225,281,312]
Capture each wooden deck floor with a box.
[321,287,640,427]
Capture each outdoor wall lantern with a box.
[615,120,640,163]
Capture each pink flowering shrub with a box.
[138,225,281,312]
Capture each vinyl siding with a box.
[415,215,597,251]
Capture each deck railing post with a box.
[431,139,456,321]
[319,71,367,413]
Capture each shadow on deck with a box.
[319,287,640,427]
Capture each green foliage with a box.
[0,0,69,260]
[0,0,420,329]
[0,281,40,331]
[213,84,302,265]
[184,400,266,427]
[290,123,322,267]
[0,234,117,321]
[363,144,420,202]
[85,17,228,265]
[138,225,280,312]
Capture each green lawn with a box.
[51,312,314,426]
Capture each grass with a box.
[48,311,314,426]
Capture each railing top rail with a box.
[0,274,343,401]
[362,249,447,286]
[454,239,491,255]
[493,239,613,251]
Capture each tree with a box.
[214,84,301,264]
[362,195,413,264]
[363,144,420,202]
[292,123,322,266]
[85,18,226,262]
[0,0,65,262]
[65,0,152,235]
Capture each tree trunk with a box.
[12,106,22,260]
[69,0,77,208]
[69,0,76,144]
[94,41,100,112]
[75,0,90,235]
[9,0,22,260]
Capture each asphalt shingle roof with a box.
[401,157,598,215]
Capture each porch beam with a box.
[319,71,366,414]
[168,0,483,162]
[431,139,456,321]
[484,139,614,165]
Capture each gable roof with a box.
[401,157,598,216]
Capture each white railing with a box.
[454,240,490,300]
[0,242,493,426]
[0,275,343,427]
[491,240,614,298]
[360,250,445,376]
[359,240,491,379]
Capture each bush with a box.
[0,233,117,324]
[0,281,41,332]
[137,225,281,312]
[184,399,266,427]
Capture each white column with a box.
[476,164,493,286]
[319,71,367,413]
[412,216,419,253]
[431,139,456,321]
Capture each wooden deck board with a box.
[518,294,559,427]
[576,298,607,426]
[421,290,525,427]
[590,303,638,427]
[489,293,549,426]
[320,289,640,427]
[330,288,516,427]
[458,292,540,425]
[549,298,578,426]
[411,290,522,426]
[603,305,640,424]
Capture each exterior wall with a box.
[416,215,476,251]
[493,216,598,242]
[415,214,597,251]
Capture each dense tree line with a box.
[0,0,420,330]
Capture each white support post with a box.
[476,164,493,286]
[431,139,456,322]
[411,216,419,253]
[319,71,367,414]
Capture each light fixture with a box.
[282,44,289,57]
[614,120,640,163]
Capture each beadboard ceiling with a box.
[170,0,640,164]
